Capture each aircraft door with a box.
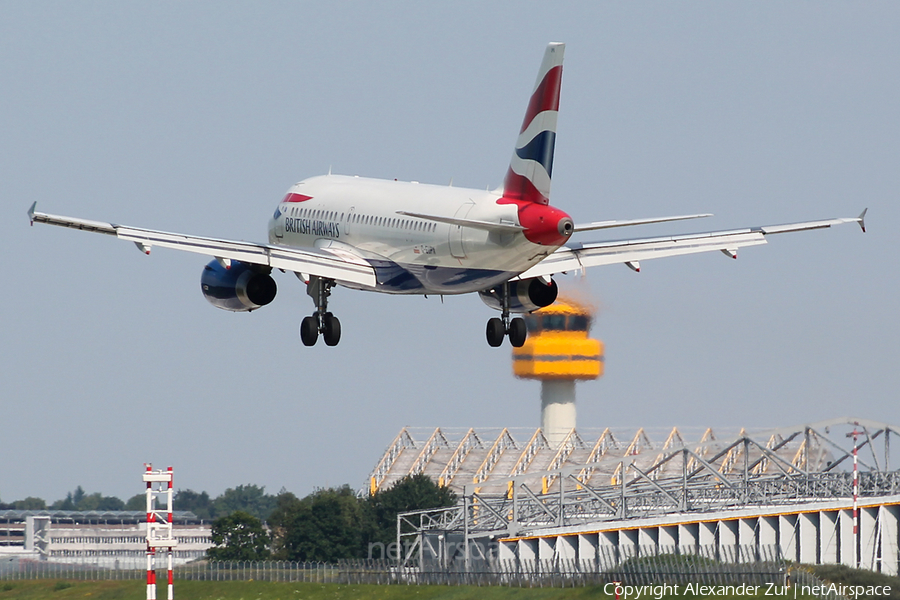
[449,202,474,258]
[273,207,284,239]
[347,206,356,236]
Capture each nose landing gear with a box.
[485,282,527,348]
[300,276,342,347]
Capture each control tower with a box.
[512,298,604,447]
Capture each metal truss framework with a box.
[397,418,899,564]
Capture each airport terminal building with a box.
[0,510,211,567]
[371,418,900,575]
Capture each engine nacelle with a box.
[200,259,277,312]
[478,277,558,313]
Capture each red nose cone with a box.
[500,199,573,246]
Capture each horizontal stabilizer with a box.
[573,213,712,233]
[396,211,525,233]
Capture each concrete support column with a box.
[700,522,716,546]
[779,515,798,562]
[540,380,576,447]
[638,527,658,549]
[619,529,638,558]
[839,509,856,567]
[799,513,819,564]
[538,537,556,561]
[518,539,537,566]
[861,507,878,570]
[578,533,599,569]
[660,526,677,548]
[499,540,517,561]
[738,518,757,560]
[760,517,778,549]
[820,511,839,565]
[557,536,576,561]
[719,521,738,561]
[881,506,899,576]
[678,523,699,552]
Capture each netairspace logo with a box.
[603,582,892,599]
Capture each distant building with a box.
[0,510,211,567]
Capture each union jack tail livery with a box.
[503,42,565,206]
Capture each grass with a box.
[0,579,830,599]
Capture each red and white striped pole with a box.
[167,466,174,600]
[144,463,175,600]
[145,463,156,600]
[847,425,861,568]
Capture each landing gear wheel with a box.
[322,313,341,346]
[486,317,505,347]
[300,316,318,346]
[508,317,527,348]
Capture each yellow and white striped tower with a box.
[512,298,603,447]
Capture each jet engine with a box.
[200,259,277,312]
[478,277,558,313]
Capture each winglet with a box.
[858,208,867,233]
[27,202,36,226]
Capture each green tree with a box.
[367,474,457,547]
[269,487,370,562]
[50,491,75,510]
[12,497,46,510]
[49,487,125,511]
[213,485,277,521]
[76,492,124,511]
[174,489,214,520]
[206,511,270,561]
[124,494,145,511]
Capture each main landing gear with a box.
[486,282,527,348]
[300,276,341,347]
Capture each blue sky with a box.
[1,2,896,503]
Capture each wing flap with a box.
[268,246,375,285]
[518,230,767,279]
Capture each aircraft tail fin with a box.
[502,43,565,206]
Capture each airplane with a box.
[28,42,866,348]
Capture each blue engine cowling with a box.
[200,259,277,312]
[478,277,558,313]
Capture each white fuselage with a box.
[267,175,561,295]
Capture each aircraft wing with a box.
[27,203,377,287]
[517,212,867,280]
